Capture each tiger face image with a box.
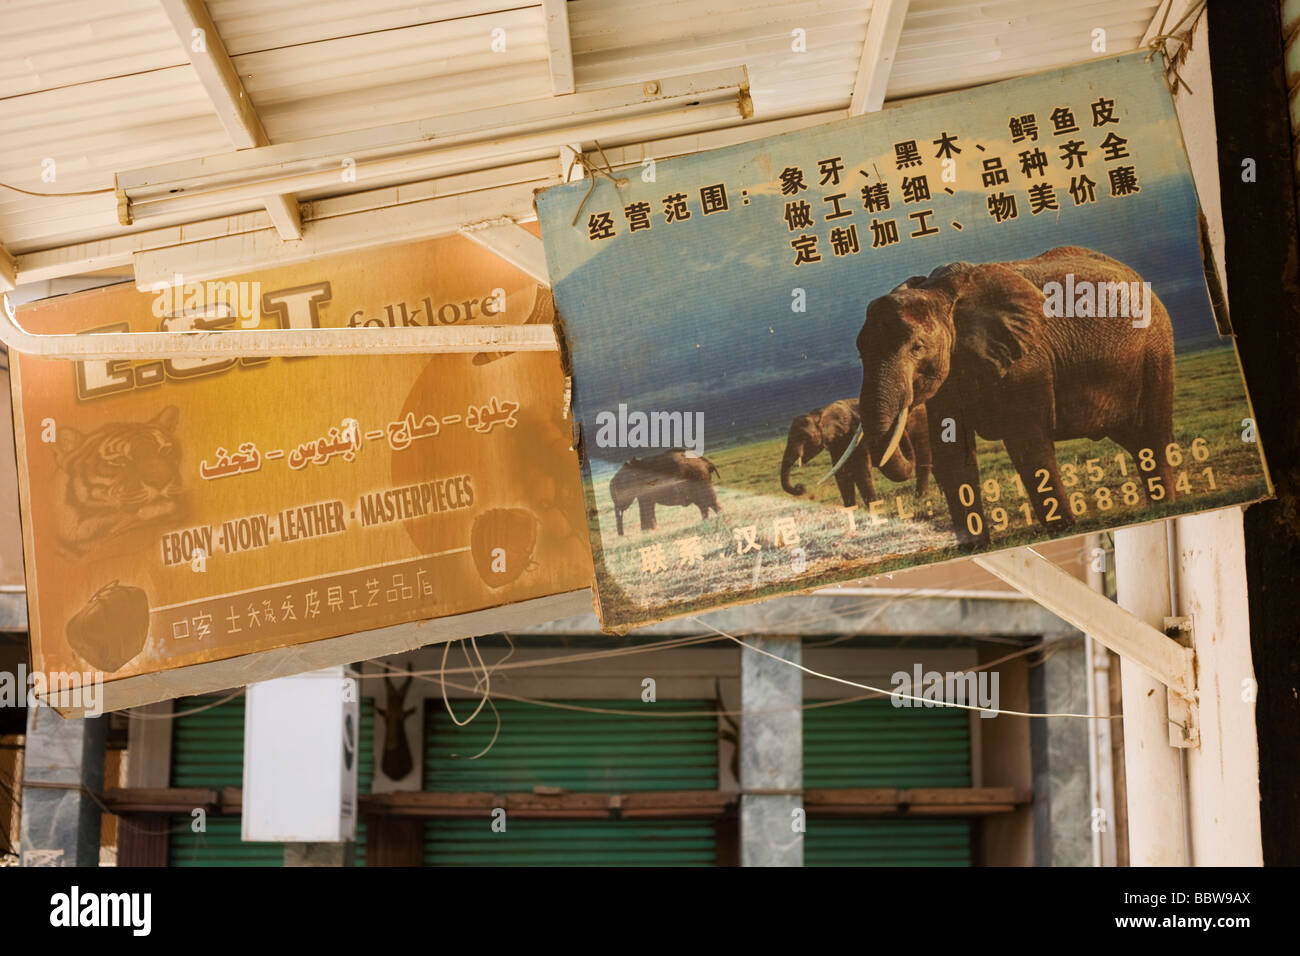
[53,406,184,555]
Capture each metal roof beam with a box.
[260,191,303,242]
[11,159,557,287]
[850,0,912,115]
[0,243,15,293]
[115,66,750,206]
[131,179,546,288]
[595,110,842,169]
[158,0,303,240]
[542,0,576,95]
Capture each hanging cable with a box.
[0,181,115,198]
[693,618,1121,721]
[438,636,492,728]
[402,639,1051,719]
[122,688,244,720]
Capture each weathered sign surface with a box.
[11,234,593,707]
[537,53,1271,630]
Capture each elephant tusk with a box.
[880,408,908,468]
[817,426,862,486]
[796,456,803,468]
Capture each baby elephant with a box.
[610,449,723,535]
[781,399,931,506]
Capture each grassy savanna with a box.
[589,347,1270,625]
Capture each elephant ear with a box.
[892,262,974,293]
[950,264,1044,378]
[928,261,974,282]
[890,275,928,293]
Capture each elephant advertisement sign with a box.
[10,233,592,710]
[536,52,1271,631]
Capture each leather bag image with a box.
[64,581,151,672]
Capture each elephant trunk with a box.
[861,359,914,468]
[610,472,631,536]
[780,446,806,496]
[878,425,917,482]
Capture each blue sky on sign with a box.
[537,53,1226,458]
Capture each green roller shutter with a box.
[168,815,287,867]
[426,819,718,866]
[167,693,372,866]
[804,819,972,867]
[169,694,249,789]
[354,697,374,866]
[804,699,972,866]
[422,699,719,866]
[168,693,284,867]
[804,699,971,788]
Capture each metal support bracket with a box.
[1164,616,1199,748]
[459,220,550,285]
[974,548,1198,747]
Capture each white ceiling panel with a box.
[204,0,539,55]
[569,0,872,116]
[235,9,552,141]
[0,68,231,250]
[0,0,185,98]
[0,0,1174,267]
[889,0,1165,98]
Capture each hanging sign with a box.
[10,233,593,708]
[536,53,1271,630]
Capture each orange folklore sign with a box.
[10,234,592,692]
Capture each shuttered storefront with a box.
[803,818,973,866]
[167,692,373,866]
[354,698,374,866]
[422,699,719,866]
[168,693,282,867]
[161,682,970,865]
[803,699,973,866]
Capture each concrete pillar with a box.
[739,635,801,867]
[1173,508,1263,864]
[19,706,106,866]
[1029,631,1092,867]
[1113,523,1188,866]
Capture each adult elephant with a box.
[609,449,722,535]
[855,246,1175,549]
[780,398,930,505]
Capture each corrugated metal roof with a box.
[237,10,553,142]
[0,0,1170,261]
[570,0,871,116]
[206,0,530,56]
[0,0,185,99]
[0,68,232,250]
[890,0,1164,98]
